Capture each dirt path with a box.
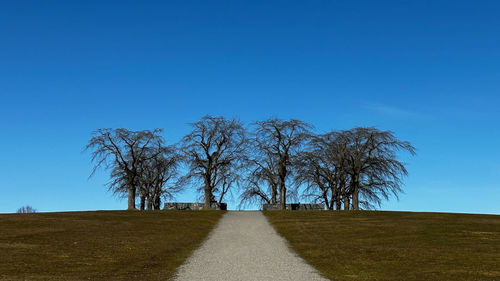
[174,211,328,281]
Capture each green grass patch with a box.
[0,210,224,280]
[264,210,500,281]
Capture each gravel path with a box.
[174,211,328,281]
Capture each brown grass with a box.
[0,210,224,281]
[264,210,500,281]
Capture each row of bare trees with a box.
[86,116,415,210]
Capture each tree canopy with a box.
[297,128,415,210]
[85,128,166,210]
[179,116,247,209]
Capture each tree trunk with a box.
[153,195,161,210]
[146,195,153,210]
[279,184,286,210]
[127,186,136,210]
[278,162,287,209]
[271,186,277,204]
[352,187,359,210]
[324,191,332,210]
[204,187,212,209]
[140,195,146,210]
[278,162,287,210]
[344,196,350,210]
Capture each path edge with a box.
[170,211,228,280]
[261,210,330,280]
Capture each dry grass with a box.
[264,210,500,281]
[0,210,224,281]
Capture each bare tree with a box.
[180,115,246,209]
[241,119,312,209]
[138,143,181,210]
[297,128,415,211]
[239,145,279,207]
[17,205,37,213]
[296,132,344,210]
[213,163,239,206]
[107,143,180,211]
[85,128,163,210]
[342,127,416,210]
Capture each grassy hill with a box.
[264,210,500,281]
[0,210,223,280]
[2,209,498,281]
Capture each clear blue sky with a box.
[1,1,499,214]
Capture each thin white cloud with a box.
[362,102,423,119]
